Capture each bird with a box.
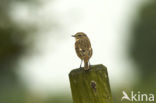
[72,32,93,70]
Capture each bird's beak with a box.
[71,35,75,37]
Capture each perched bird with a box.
[72,32,93,70]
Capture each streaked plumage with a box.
[72,32,93,70]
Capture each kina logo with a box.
[121,90,155,102]
[121,91,131,101]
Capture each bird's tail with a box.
[84,61,89,70]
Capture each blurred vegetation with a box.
[129,0,156,88]
[113,1,156,103]
[0,0,35,83]
[0,0,36,103]
[0,0,72,103]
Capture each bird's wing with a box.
[75,39,92,59]
[80,39,91,50]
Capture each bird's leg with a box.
[79,60,83,69]
[88,61,92,69]
[89,61,91,66]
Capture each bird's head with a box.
[72,32,88,40]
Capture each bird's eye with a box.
[78,35,81,36]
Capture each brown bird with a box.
[72,32,93,70]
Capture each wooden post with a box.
[69,64,113,103]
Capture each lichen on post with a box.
[69,64,113,103]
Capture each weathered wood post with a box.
[69,64,113,103]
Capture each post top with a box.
[69,64,107,76]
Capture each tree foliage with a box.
[130,1,156,83]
